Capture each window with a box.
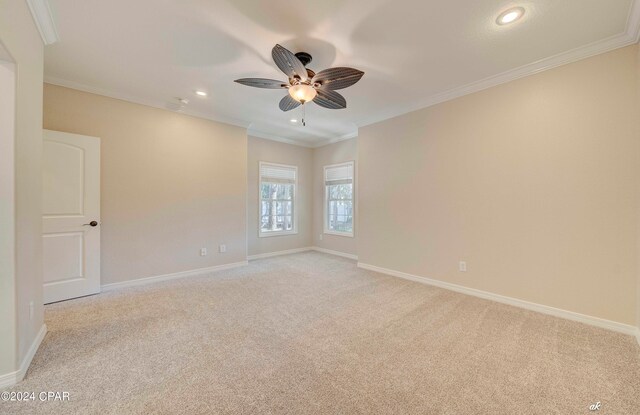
[324,161,354,237]
[259,162,297,237]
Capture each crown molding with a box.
[247,129,316,148]
[357,0,640,128]
[44,76,250,129]
[313,131,358,148]
[26,0,59,45]
[628,0,640,42]
[247,129,359,148]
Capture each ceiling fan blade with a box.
[313,89,346,109]
[312,67,364,90]
[272,44,308,82]
[234,78,289,89]
[279,94,301,112]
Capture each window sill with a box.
[323,230,354,238]
[259,231,298,238]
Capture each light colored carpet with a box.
[1,252,639,414]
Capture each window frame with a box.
[258,161,298,238]
[323,161,355,238]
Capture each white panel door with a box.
[43,130,100,304]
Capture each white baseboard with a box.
[357,262,636,337]
[18,324,47,382]
[636,328,640,348]
[101,261,248,292]
[0,324,47,389]
[0,371,15,390]
[246,246,358,261]
[312,247,358,260]
[247,247,313,261]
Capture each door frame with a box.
[0,42,17,378]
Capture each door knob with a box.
[83,221,98,227]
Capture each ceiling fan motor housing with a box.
[294,52,316,80]
[294,52,312,66]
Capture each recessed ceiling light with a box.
[195,90,207,97]
[497,7,525,25]
[290,119,298,123]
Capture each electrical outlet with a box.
[200,248,207,256]
[29,301,34,320]
[459,261,467,272]
[219,244,226,253]
[319,234,323,241]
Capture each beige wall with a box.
[43,84,248,285]
[313,139,358,256]
[359,45,640,325]
[247,136,313,256]
[0,0,45,375]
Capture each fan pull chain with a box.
[302,103,306,126]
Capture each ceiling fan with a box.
[234,44,364,124]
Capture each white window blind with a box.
[261,163,296,184]
[325,163,353,185]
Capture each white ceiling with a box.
[44,0,640,147]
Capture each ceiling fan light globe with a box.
[289,84,317,103]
